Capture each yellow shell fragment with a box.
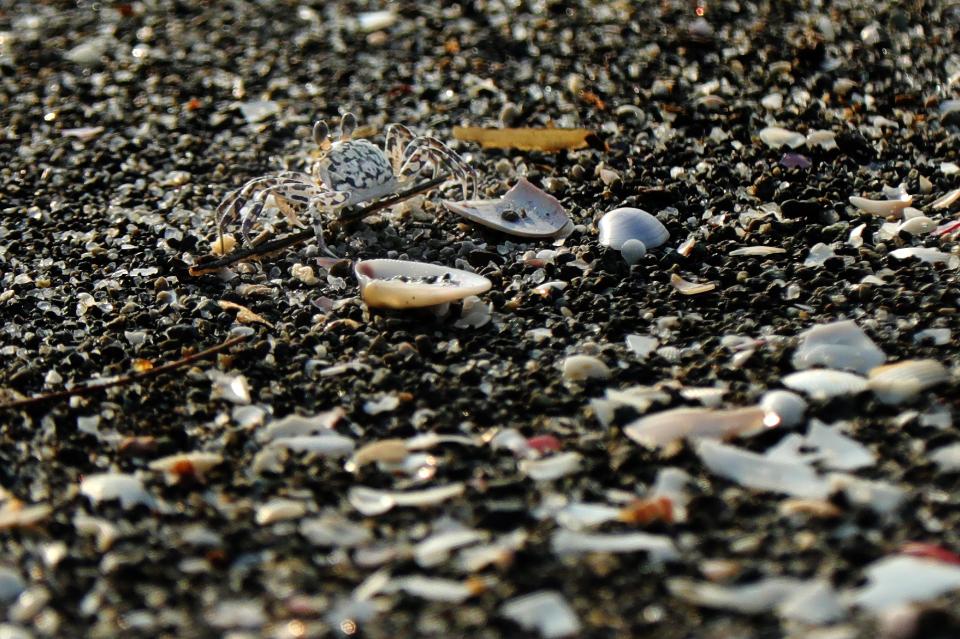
[670,273,716,295]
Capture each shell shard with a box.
[598,207,669,251]
[695,440,831,499]
[849,195,913,217]
[782,369,869,399]
[354,259,491,309]
[442,178,571,238]
[624,406,771,448]
[758,126,805,149]
[791,320,886,374]
[670,273,716,295]
[867,359,951,404]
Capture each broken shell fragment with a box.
[442,178,571,238]
[354,259,491,309]
[80,473,154,510]
[624,406,774,448]
[670,273,716,295]
[148,452,224,483]
[782,369,869,399]
[867,359,951,404]
[849,194,913,217]
[792,320,886,374]
[758,126,805,149]
[561,355,611,383]
[597,207,669,251]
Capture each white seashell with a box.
[667,576,807,614]
[300,512,372,546]
[804,242,836,267]
[942,162,960,175]
[258,409,344,443]
[388,576,483,603]
[148,452,224,483]
[562,355,611,382]
[828,473,905,515]
[679,386,727,408]
[889,247,959,267]
[348,483,465,516]
[930,443,960,473]
[677,236,697,257]
[603,386,671,413]
[931,187,960,209]
[347,439,408,472]
[255,499,307,525]
[414,528,486,567]
[268,434,355,457]
[805,419,875,470]
[782,369,869,399]
[758,126,805,149]
[867,359,951,404]
[354,259,491,309]
[551,529,679,561]
[848,223,866,248]
[670,273,715,295]
[620,238,647,264]
[897,216,936,235]
[624,406,772,448]
[80,473,154,510]
[852,556,960,611]
[442,178,571,238]
[729,246,786,256]
[625,334,658,360]
[761,93,783,110]
[597,207,669,251]
[500,591,582,639]
[554,502,622,530]
[695,440,830,498]
[913,328,951,345]
[759,390,808,428]
[520,452,583,481]
[792,320,886,374]
[805,129,838,150]
[849,194,913,217]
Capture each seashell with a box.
[258,409,344,443]
[889,247,959,267]
[347,439,409,472]
[849,194,913,217]
[670,273,715,295]
[255,499,307,525]
[729,246,786,257]
[806,419,875,470]
[930,443,960,473]
[782,369,869,399]
[348,483,465,516]
[268,434,356,457]
[696,440,830,498]
[561,355,611,383]
[805,129,838,150]
[758,126,805,149]
[759,390,808,428]
[897,216,936,236]
[519,452,582,481]
[620,238,647,264]
[414,528,486,567]
[80,473,154,510]
[931,187,960,209]
[300,511,372,547]
[388,576,487,603]
[624,406,772,449]
[551,529,679,561]
[852,555,960,612]
[500,591,582,639]
[442,178,571,238]
[791,320,886,374]
[597,207,669,251]
[148,452,224,483]
[354,259,491,309]
[867,359,950,404]
[625,334,658,359]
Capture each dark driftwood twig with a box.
[189,174,451,275]
[0,334,250,410]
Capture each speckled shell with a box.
[442,178,572,238]
[354,259,492,309]
[597,208,669,250]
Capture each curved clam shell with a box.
[597,207,669,250]
[442,178,571,238]
[354,259,492,309]
[867,359,950,404]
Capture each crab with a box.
[215,112,476,256]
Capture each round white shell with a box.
[597,207,669,250]
[354,259,492,309]
[442,178,572,238]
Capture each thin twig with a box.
[190,174,451,275]
[0,334,250,410]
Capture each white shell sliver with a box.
[355,259,492,309]
[442,178,571,238]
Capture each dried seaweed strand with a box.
[0,334,250,410]
[189,174,450,275]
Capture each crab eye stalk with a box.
[313,120,330,149]
[340,112,357,141]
